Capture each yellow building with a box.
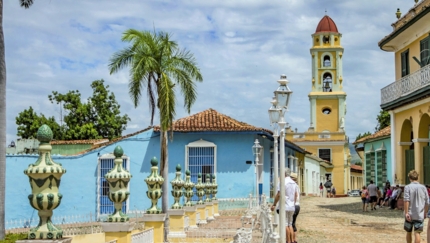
[379,0,430,185]
[286,15,350,194]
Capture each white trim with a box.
[412,138,430,143]
[185,139,217,189]
[294,141,345,146]
[398,142,413,146]
[393,96,430,113]
[390,110,396,184]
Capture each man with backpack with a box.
[324,180,333,198]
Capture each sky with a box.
[4,0,417,144]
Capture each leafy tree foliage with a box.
[375,110,390,131]
[355,132,372,143]
[16,80,129,140]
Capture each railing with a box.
[6,211,146,236]
[381,64,430,105]
[131,228,154,243]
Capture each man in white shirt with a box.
[271,168,297,243]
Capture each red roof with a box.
[350,164,363,171]
[315,15,339,34]
[153,108,272,133]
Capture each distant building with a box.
[378,0,430,185]
[286,15,350,194]
[354,126,391,188]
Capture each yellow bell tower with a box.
[286,15,350,195]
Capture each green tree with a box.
[16,106,62,139]
[109,29,203,240]
[0,0,36,239]
[355,132,372,142]
[16,80,129,140]
[375,110,390,131]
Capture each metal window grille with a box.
[98,157,129,216]
[187,147,215,201]
[318,149,331,162]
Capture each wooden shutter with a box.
[376,151,383,187]
[423,146,430,185]
[405,150,415,183]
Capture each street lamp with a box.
[273,74,293,243]
[268,97,280,226]
[252,139,262,200]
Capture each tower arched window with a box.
[323,73,332,92]
[323,56,331,67]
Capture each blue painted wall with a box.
[363,137,392,186]
[6,129,301,222]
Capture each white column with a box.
[273,130,279,226]
[278,118,286,243]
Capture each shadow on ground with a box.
[318,201,404,219]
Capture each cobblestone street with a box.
[296,196,423,243]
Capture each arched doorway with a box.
[400,119,413,183]
[418,114,430,184]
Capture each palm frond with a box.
[20,0,34,9]
[108,46,134,74]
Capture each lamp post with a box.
[252,139,262,201]
[273,74,293,243]
[268,96,280,227]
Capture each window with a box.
[420,37,429,67]
[97,154,129,218]
[365,150,375,185]
[322,108,331,114]
[323,56,331,67]
[323,73,332,92]
[186,140,217,201]
[401,49,410,77]
[318,149,331,163]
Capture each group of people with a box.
[321,180,336,198]
[360,180,403,211]
[270,168,300,243]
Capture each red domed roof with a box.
[315,15,338,34]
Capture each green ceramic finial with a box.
[185,170,191,176]
[212,174,216,179]
[151,157,158,166]
[113,145,124,158]
[198,173,202,178]
[37,125,53,143]
[176,164,181,172]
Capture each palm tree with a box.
[109,29,202,239]
[0,0,35,240]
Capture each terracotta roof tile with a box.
[354,126,391,144]
[315,15,339,34]
[350,164,363,171]
[153,108,272,133]
[51,139,109,145]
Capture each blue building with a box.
[6,108,306,222]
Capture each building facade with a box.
[286,15,350,194]
[379,0,430,185]
[6,108,306,222]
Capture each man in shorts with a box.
[324,180,332,198]
[404,170,428,243]
[367,180,378,210]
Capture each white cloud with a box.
[4,0,416,143]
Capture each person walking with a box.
[361,186,368,212]
[367,180,378,210]
[291,173,300,243]
[324,180,332,198]
[319,182,323,197]
[403,170,428,243]
[271,168,297,243]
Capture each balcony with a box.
[381,64,430,105]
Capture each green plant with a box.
[0,233,27,243]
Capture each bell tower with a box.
[309,15,346,133]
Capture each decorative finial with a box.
[396,8,401,19]
[113,145,124,158]
[151,157,158,166]
[37,125,53,143]
[176,164,182,172]
[325,9,327,15]
[185,170,191,176]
